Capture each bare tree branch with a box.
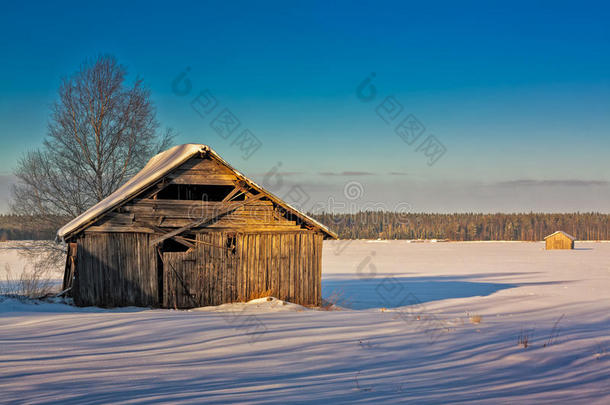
[11,55,176,231]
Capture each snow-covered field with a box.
[1,240,609,404]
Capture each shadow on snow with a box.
[321,276,519,310]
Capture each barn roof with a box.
[57,144,337,241]
[543,230,576,240]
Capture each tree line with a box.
[0,215,62,241]
[2,212,608,241]
[310,212,610,241]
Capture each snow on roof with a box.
[543,231,576,240]
[57,144,337,241]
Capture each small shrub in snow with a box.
[543,314,564,348]
[469,313,482,324]
[2,262,56,299]
[518,328,533,349]
[320,289,352,310]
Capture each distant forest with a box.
[0,215,61,241]
[1,213,609,241]
[311,212,610,241]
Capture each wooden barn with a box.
[58,144,337,308]
[544,231,575,250]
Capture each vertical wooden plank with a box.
[293,233,299,304]
[228,233,233,302]
[203,233,211,306]
[196,234,202,307]
[259,234,266,294]
[242,234,247,301]
[218,232,224,305]
[189,247,196,307]
[259,233,264,295]
[309,233,314,305]
[302,233,307,305]
[233,234,239,302]
[77,236,86,306]
[111,234,118,307]
[288,233,294,302]
[211,232,218,305]
[215,232,221,305]
[217,232,222,304]
[303,233,308,305]
[120,233,126,306]
[218,232,224,303]
[311,234,317,306]
[306,233,314,305]
[248,234,258,299]
[150,235,158,306]
[201,232,209,306]
[300,233,305,305]
[254,234,260,296]
[94,235,101,306]
[222,232,227,303]
[277,234,284,300]
[229,232,236,302]
[316,234,324,306]
[250,234,257,298]
[88,235,95,306]
[195,233,201,306]
[162,247,167,308]
[205,232,216,305]
[263,234,269,294]
[303,233,308,306]
[236,233,242,301]
[287,233,293,302]
[110,233,116,306]
[241,234,247,301]
[133,234,139,305]
[75,236,85,305]
[270,234,276,295]
[164,249,170,308]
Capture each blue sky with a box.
[0,0,609,213]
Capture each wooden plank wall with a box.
[73,233,157,307]
[68,154,328,308]
[163,233,239,308]
[236,232,322,306]
[160,231,323,308]
[89,200,303,233]
[169,156,237,185]
[71,230,324,308]
[545,234,574,250]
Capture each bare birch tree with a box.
[11,55,174,230]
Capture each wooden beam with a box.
[151,193,265,245]
[172,235,196,249]
[222,186,242,202]
[84,226,155,234]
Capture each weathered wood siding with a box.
[162,232,239,308]
[67,155,330,308]
[236,232,323,306]
[89,200,303,233]
[545,233,574,250]
[73,233,157,307]
[162,231,323,308]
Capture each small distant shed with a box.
[544,231,575,250]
